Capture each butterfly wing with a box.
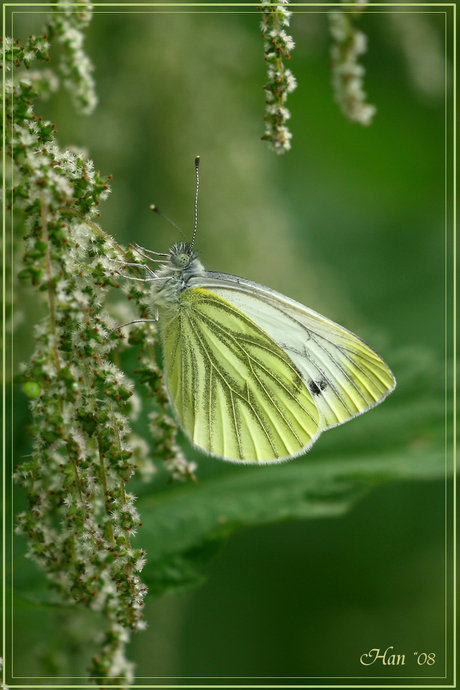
[161,287,320,463]
[191,272,396,430]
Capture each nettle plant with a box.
[5,6,194,683]
[4,1,376,683]
[261,0,375,151]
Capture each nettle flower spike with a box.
[260,0,297,153]
[329,7,376,126]
[48,0,97,114]
[5,7,185,681]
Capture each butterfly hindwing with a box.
[161,287,320,463]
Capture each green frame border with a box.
[2,3,456,688]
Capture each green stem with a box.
[97,437,116,549]
[40,198,61,373]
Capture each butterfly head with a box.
[169,242,196,269]
[167,242,205,279]
[151,241,205,312]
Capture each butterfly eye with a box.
[175,253,191,268]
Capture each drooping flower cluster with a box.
[48,0,98,114]
[329,8,376,126]
[260,0,297,153]
[4,13,185,683]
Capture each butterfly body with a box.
[145,242,396,464]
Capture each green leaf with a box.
[134,346,451,599]
[136,445,445,598]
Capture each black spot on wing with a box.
[308,379,328,396]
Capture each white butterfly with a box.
[121,158,396,464]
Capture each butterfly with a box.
[120,157,396,465]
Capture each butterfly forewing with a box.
[285,318,395,427]
[193,274,396,430]
[162,287,320,462]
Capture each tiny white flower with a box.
[135,557,147,571]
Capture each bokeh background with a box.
[8,3,454,685]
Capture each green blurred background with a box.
[8,3,454,684]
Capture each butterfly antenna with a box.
[191,155,200,248]
[149,204,188,243]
